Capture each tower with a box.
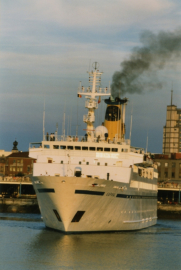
[162,91,181,154]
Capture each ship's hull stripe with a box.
[116,194,157,199]
[38,188,55,193]
[74,190,156,199]
[75,190,105,196]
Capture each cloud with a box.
[1,0,175,33]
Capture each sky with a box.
[0,0,181,153]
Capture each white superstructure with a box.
[29,62,158,233]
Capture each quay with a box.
[0,197,40,213]
[0,176,40,213]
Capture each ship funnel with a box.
[104,97,127,141]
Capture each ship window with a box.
[53,145,59,149]
[82,147,88,151]
[97,147,103,151]
[60,145,66,149]
[105,163,108,166]
[53,209,62,222]
[112,148,118,152]
[61,161,63,164]
[67,146,73,150]
[79,161,81,165]
[89,147,95,151]
[48,159,52,163]
[105,106,121,121]
[44,145,50,149]
[104,148,110,152]
[75,146,81,150]
[86,162,89,165]
[97,162,100,166]
[71,211,85,222]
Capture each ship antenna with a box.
[171,83,173,105]
[43,98,45,140]
[88,59,91,72]
[146,131,148,154]
[62,100,66,139]
[129,104,133,143]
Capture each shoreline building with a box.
[162,90,181,154]
[155,92,181,204]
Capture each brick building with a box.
[154,153,181,181]
[5,152,35,177]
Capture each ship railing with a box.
[158,182,181,189]
[1,176,31,182]
[41,135,130,145]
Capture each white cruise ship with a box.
[29,62,158,233]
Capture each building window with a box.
[172,163,176,168]
[157,162,161,167]
[172,172,175,178]
[165,163,168,167]
[27,166,30,172]
[164,172,168,177]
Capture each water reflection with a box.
[0,217,181,270]
[27,223,179,270]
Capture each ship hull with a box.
[31,176,157,233]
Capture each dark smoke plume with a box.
[111,29,181,97]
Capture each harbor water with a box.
[0,214,181,270]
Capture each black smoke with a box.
[111,29,181,97]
